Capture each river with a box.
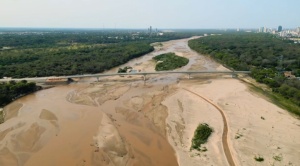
[0,37,209,166]
[2,37,299,166]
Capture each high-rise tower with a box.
[278,25,283,32]
[296,27,300,33]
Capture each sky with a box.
[1,0,300,29]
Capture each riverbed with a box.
[1,37,300,166]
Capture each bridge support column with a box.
[96,77,99,82]
[188,74,191,79]
[143,74,147,85]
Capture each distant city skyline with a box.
[1,0,300,29]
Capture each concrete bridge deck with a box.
[0,70,251,83]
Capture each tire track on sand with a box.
[183,88,236,166]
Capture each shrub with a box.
[254,155,264,162]
[190,123,213,151]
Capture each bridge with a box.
[0,70,251,83]
[68,70,251,81]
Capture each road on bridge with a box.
[0,70,251,83]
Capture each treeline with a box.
[189,33,300,74]
[251,68,300,107]
[0,29,236,49]
[0,30,207,78]
[0,80,40,107]
[188,33,300,112]
[0,42,154,78]
[0,31,194,49]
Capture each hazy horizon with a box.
[1,0,300,29]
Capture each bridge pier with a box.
[96,77,99,82]
[231,73,237,78]
[188,73,191,79]
[143,74,147,85]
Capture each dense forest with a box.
[0,80,40,107]
[0,29,212,78]
[0,32,189,49]
[0,42,154,78]
[189,33,300,113]
[0,29,204,49]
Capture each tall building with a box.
[149,26,152,34]
[263,27,267,33]
[296,27,300,33]
[278,25,283,32]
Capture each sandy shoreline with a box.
[0,37,299,166]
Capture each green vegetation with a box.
[0,29,213,108]
[199,146,207,152]
[254,155,264,162]
[118,66,132,73]
[0,29,211,78]
[235,133,243,139]
[189,33,300,73]
[0,80,40,107]
[247,80,300,116]
[189,33,300,116]
[273,154,282,161]
[251,69,300,107]
[153,52,189,71]
[0,42,154,78]
[0,29,196,49]
[190,123,213,151]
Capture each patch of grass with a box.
[235,133,243,139]
[273,154,282,161]
[153,52,189,71]
[190,123,213,151]
[200,146,207,152]
[254,155,264,162]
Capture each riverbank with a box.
[188,34,300,116]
